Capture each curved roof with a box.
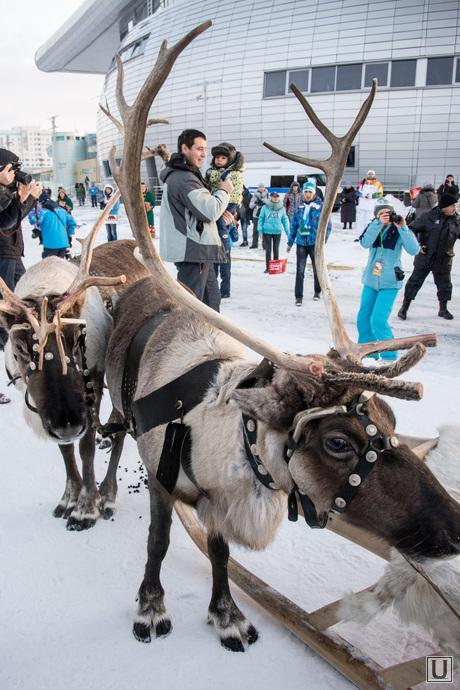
[35,0,130,74]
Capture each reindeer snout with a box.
[48,422,86,444]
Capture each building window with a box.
[311,66,336,93]
[364,62,388,87]
[456,59,460,83]
[346,146,356,168]
[336,64,362,91]
[55,135,65,141]
[102,160,112,178]
[263,71,286,97]
[288,69,309,93]
[390,60,416,87]
[426,56,454,86]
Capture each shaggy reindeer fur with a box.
[3,242,148,529]
[106,278,460,650]
[339,425,460,655]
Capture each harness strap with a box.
[132,359,222,438]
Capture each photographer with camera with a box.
[356,202,420,362]
[0,148,40,402]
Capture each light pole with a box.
[193,79,222,131]
[49,115,58,189]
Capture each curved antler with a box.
[56,192,127,316]
[102,21,324,377]
[264,80,437,364]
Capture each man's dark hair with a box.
[177,129,206,152]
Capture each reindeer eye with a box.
[323,435,354,458]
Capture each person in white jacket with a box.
[356,170,384,231]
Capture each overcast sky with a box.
[0,1,103,133]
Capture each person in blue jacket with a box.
[88,183,99,208]
[287,180,331,305]
[29,199,76,259]
[258,190,290,273]
[356,203,420,361]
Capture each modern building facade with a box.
[37,0,460,191]
[0,127,52,171]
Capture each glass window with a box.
[426,56,454,86]
[364,62,388,87]
[311,66,336,93]
[271,175,294,190]
[55,135,65,141]
[288,70,309,93]
[263,71,287,97]
[336,64,362,91]
[131,36,148,58]
[346,146,356,168]
[390,60,416,87]
[102,160,112,178]
[456,59,460,83]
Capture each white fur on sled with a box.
[338,425,460,656]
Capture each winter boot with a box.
[438,301,454,320]
[398,297,412,320]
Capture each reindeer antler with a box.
[102,20,324,378]
[56,192,127,316]
[264,81,437,367]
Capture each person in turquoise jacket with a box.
[356,202,420,361]
[258,191,290,273]
[29,199,76,259]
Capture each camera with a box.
[394,266,405,281]
[389,210,402,224]
[0,160,32,185]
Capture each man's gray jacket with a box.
[159,154,228,264]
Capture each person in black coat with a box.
[437,174,459,201]
[0,148,40,402]
[237,186,252,246]
[339,183,358,229]
[398,193,460,320]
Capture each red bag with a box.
[268,258,287,274]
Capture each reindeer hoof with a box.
[155,618,172,638]
[221,636,245,653]
[133,622,151,643]
[66,516,96,531]
[246,624,259,645]
[53,504,67,518]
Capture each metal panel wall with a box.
[97,0,460,189]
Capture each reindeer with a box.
[0,200,148,529]
[101,21,460,651]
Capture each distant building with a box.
[53,132,89,191]
[0,126,52,171]
[36,0,460,191]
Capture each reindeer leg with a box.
[99,410,126,519]
[66,423,101,531]
[54,443,82,518]
[133,485,173,643]
[207,533,258,652]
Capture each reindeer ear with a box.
[0,308,17,331]
[231,384,302,431]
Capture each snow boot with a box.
[398,297,412,320]
[438,301,454,320]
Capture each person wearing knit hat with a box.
[0,148,41,403]
[356,205,420,360]
[356,169,384,232]
[287,179,332,305]
[399,193,460,321]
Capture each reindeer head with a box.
[0,196,126,444]
[102,20,460,564]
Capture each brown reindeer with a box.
[0,200,148,529]
[101,21,460,651]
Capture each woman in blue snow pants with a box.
[356,204,420,360]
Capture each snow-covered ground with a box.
[1,203,459,690]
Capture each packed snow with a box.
[1,202,459,690]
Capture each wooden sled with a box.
[175,435,440,690]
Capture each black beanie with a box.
[0,148,19,167]
[211,144,231,159]
[439,193,458,209]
